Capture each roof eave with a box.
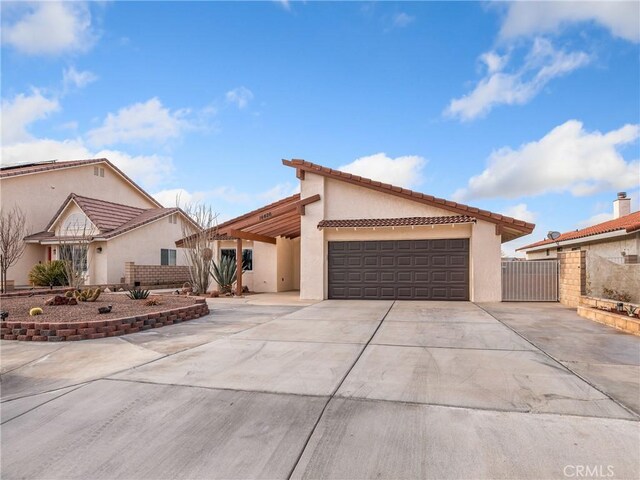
[283,159,535,236]
[519,229,633,252]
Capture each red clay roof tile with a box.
[318,216,476,229]
[518,211,640,251]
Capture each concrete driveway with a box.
[1,299,638,479]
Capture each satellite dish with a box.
[547,231,561,241]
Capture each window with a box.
[59,245,88,273]
[168,215,177,224]
[63,213,93,236]
[220,248,253,271]
[161,248,177,265]
[545,249,550,256]
[93,166,105,177]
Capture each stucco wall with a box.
[102,215,189,284]
[299,172,503,301]
[1,163,158,285]
[215,239,280,293]
[277,237,296,292]
[586,251,640,303]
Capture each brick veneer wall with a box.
[124,262,191,286]
[0,299,209,342]
[558,250,586,307]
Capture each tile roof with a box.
[27,194,180,242]
[518,211,640,251]
[71,195,147,232]
[0,159,105,178]
[0,158,162,208]
[318,216,476,229]
[99,207,179,239]
[282,159,534,241]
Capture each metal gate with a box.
[501,260,558,301]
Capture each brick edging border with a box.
[0,299,209,342]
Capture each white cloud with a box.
[258,182,300,203]
[338,152,427,189]
[274,0,291,11]
[576,212,613,229]
[454,120,640,201]
[1,137,174,189]
[1,2,96,55]
[392,12,415,29]
[86,98,190,147]
[153,188,208,208]
[225,87,254,109]
[479,51,508,74]
[500,203,536,223]
[63,66,97,90]
[499,1,640,43]
[1,90,60,144]
[446,38,591,121]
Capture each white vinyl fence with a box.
[502,260,559,302]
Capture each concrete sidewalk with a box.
[1,300,638,479]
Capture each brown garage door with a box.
[328,239,469,300]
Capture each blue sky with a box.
[2,1,639,255]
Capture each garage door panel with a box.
[363,256,379,267]
[414,271,430,282]
[397,272,412,282]
[380,257,395,267]
[397,256,412,266]
[380,271,395,282]
[450,271,467,282]
[432,256,447,266]
[431,271,447,282]
[328,239,469,300]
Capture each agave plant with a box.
[127,288,150,300]
[211,256,237,294]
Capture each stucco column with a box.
[299,172,326,300]
[470,221,502,302]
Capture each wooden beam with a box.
[244,214,299,236]
[297,205,305,215]
[495,224,503,236]
[236,238,243,296]
[229,229,276,245]
[218,194,320,233]
[296,168,305,180]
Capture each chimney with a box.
[613,192,631,219]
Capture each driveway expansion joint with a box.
[285,300,397,480]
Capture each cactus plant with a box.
[72,288,101,302]
[29,307,43,316]
[625,305,638,317]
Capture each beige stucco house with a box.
[518,193,640,262]
[1,159,193,286]
[186,159,534,302]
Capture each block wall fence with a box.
[124,262,191,287]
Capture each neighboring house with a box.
[518,193,640,262]
[1,159,192,286]
[180,159,534,302]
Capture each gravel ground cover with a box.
[0,294,201,323]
